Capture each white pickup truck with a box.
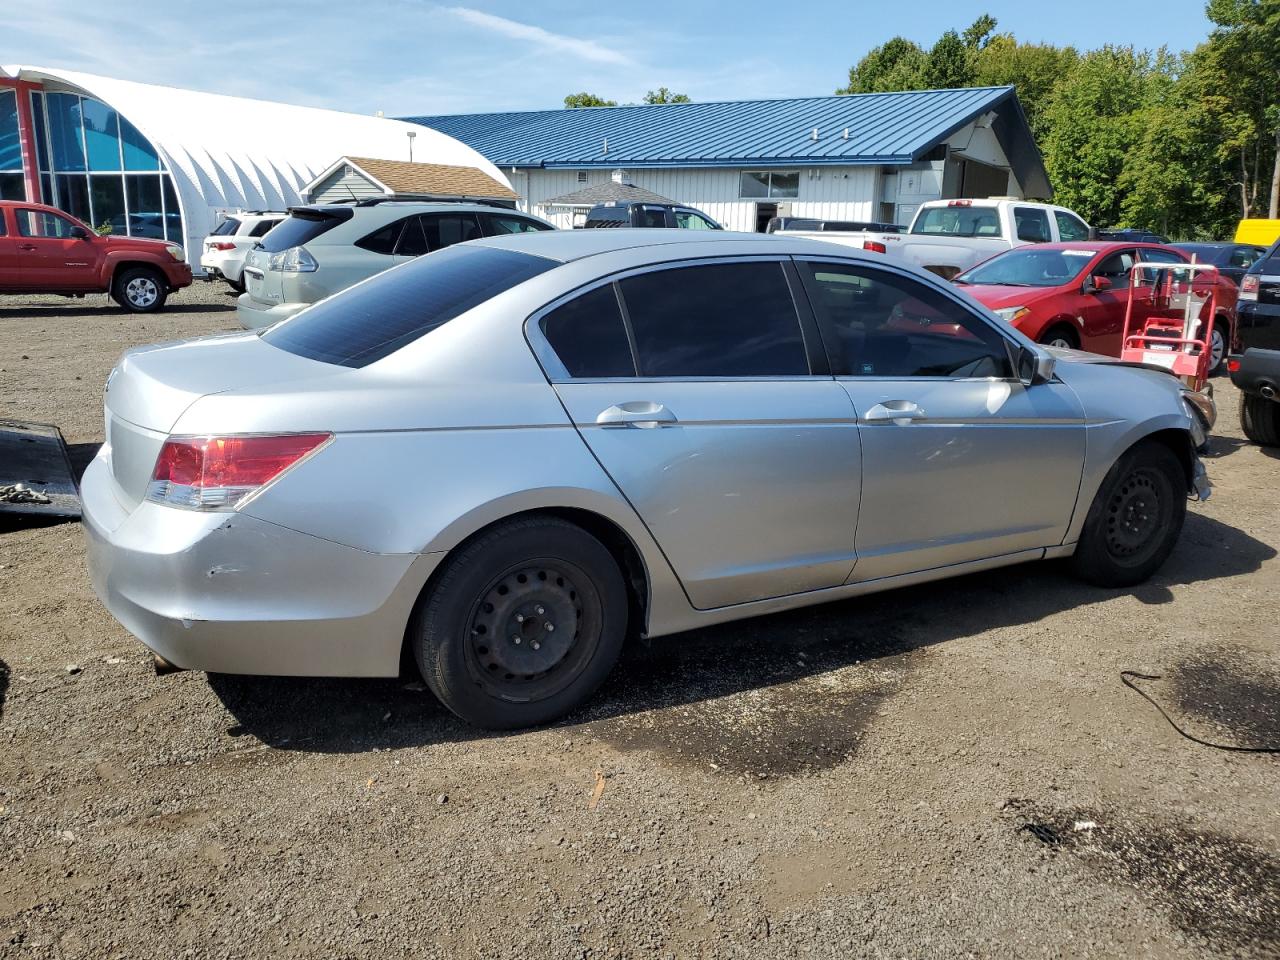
[780,198,1093,280]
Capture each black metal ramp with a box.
[0,420,82,519]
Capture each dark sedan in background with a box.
[1172,242,1268,286]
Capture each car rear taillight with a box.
[1241,274,1259,297]
[1227,356,1242,373]
[146,433,332,510]
[210,241,237,251]
[863,240,887,254]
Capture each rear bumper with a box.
[198,251,245,282]
[235,293,306,330]
[1239,301,1280,350]
[81,453,441,677]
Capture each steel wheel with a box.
[465,560,601,703]
[125,276,159,309]
[1104,471,1163,561]
[1209,327,1225,373]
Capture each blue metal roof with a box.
[402,87,1045,186]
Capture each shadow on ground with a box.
[0,302,229,319]
[0,659,8,720]
[208,510,1275,762]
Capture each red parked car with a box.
[955,242,1239,373]
[0,200,192,313]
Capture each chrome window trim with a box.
[525,254,820,384]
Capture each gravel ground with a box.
[1,283,1278,959]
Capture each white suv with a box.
[199,212,287,292]
[236,201,554,329]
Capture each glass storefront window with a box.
[0,90,21,172]
[82,99,122,171]
[126,174,163,237]
[0,173,24,200]
[47,92,87,172]
[740,171,799,199]
[162,176,182,242]
[53,174,91,225]
[120,115,160,171]
[90,176,126,233]
[31,92,50,174]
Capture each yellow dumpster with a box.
[1234,219,1280,245]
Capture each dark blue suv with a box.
[1239,239,1280,351]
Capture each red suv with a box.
[956,241,1239,372]
[0,201,192,313]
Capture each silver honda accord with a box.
[83,229,1213,728]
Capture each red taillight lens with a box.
[210,241,237,251]
[863,240,887,254]
[148,433,331,509]
[1242,274,1259,294]
[1227,357,1241,373]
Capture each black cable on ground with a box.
[1121,671,1280,754]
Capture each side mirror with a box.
[1016,344,1057,385]
[69,226,91,240]
[1083,274,1112,294]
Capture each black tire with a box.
[227,276,246,294]
[412,515,628,729]
[1039,324,1079,350]
[111,266,168,313]
[1208,324,1226,376]
[1240,393,1280,447]
[1070,440,1186,587]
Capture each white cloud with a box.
[444,7,632,65]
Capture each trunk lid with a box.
[104,332,329,507]
[242,246,285,306]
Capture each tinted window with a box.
[1231,246,1261,269]
[585,206,627,228]
[213,217,241,236]
[618,262,808,377]
[1014,207,1051,243]
[541,284,636,378]
[423,213,483,250]
[674,210,716,230]
[1054,210,1090,241]
[484,214,549,235]
[264,245,557,368]
[394,216,429,257]
[1258,240,1280,273]
[1136,247,1187,284]
[911,206,1002,238]
[636,207,668,228]
[259,209,351,253]
[17,209,78,238]
[354,219,404,255]
[248,218,280,238]
[799,262,1012,379]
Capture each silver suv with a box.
[236,201,553,329]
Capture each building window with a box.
[739,171,799,199]
[0,89,25,200]
[577,171,588,183]
[29,90,181,242]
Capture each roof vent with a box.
[842,127,850,140]
[811,127,820,141]
[611,168,633,186]
[602,136,608,155]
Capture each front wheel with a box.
[412,516,628,729]
[1241,393,1280,446]
[111,267,168,313]
[1070,440,1186,587]
[1039,325,1079,351]
[1208,325,1226,375]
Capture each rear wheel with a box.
[412,516,628,729]
[1039,324,1079,350]
[1208,325,1226,375]
[1240,393,1280,446]
[1070,440,1186,587]
[111,266,167,313]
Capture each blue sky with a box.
[9,1,1214,117]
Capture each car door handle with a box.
[18,243,37,251]
[863,400,927,423]
[596,401,678,428]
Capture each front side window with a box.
[423,213,484,250]
[618,261,809,377]
[540,284,636,378]
[636,206,667,228]
[1054,210,1090,242]
[799,261,1012,379]
[17,209,78,238]
[263,245,557,368]
[1093,250,1137,289]
[674,210,716,230]
[484,214,549,235]
[739,171,799,199]
[1232,246,1261,269]
[1014,208,1051,243]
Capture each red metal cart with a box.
[1120,261,1220,392]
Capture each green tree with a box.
[837,36,927,93]
[643,87,692,104]
[962,13,998,50]
[563,92,617,108]
[923,30,974,89]
[973,35,1078,138]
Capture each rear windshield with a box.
[258,208,352,253]
[585,207,629,227]
[911,206,1003,239]
[262,245,558,367]
[212,217,241,236]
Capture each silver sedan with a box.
[83,229,1213,728]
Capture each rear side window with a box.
[213,217,241,236]
[541,284,636,378]
[1014,208,1051,243]
[395,216,430,257]
[355,219,405,256]
[674,210,716,230]
[423,213,483,251]
[248,218,279,238]
[263,245,557,368]
[618,262,808,377]
[259,209,351,252]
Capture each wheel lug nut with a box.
[535,606,545,615]
[531,641,541,650]
[512,635,521,644]
[545,622,555,632]
[515,614,525,623]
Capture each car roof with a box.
[296,202,528,216]
[1010,241,1178,254]
[470,228,848,263]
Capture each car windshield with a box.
[956,248,1096,287]
[911,206,1003,238]
[263,245,558,368]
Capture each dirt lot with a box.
[1,284,1278,959]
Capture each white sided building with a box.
[0,65,508,267]
[405,87,1050,231]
